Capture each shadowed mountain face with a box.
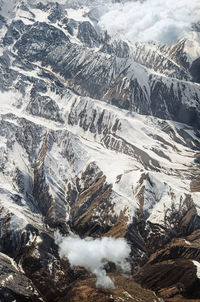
[0,1,200,301]
[190,57,200,83]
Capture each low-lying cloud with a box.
[99,0,200,44]
[56,234,131,289]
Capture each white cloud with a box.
[98,0,200,44]
[56,234,131,289]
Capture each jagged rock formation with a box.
[0,0,200,301]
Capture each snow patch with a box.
[192,261,200,279]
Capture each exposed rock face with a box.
[57,274,161,302]
[0,252,43,302]
[134,259,200,300]
[134,231,200,300]
[68,162,116,237]
[0,0,200,301]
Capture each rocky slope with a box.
[0,0,200,301]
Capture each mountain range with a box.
[0,0,200,301]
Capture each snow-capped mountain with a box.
[0,1,200,301]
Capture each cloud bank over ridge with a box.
[99,0,200,44]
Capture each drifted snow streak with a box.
[56,234,131,289]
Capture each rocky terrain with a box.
[0,0,200,301]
